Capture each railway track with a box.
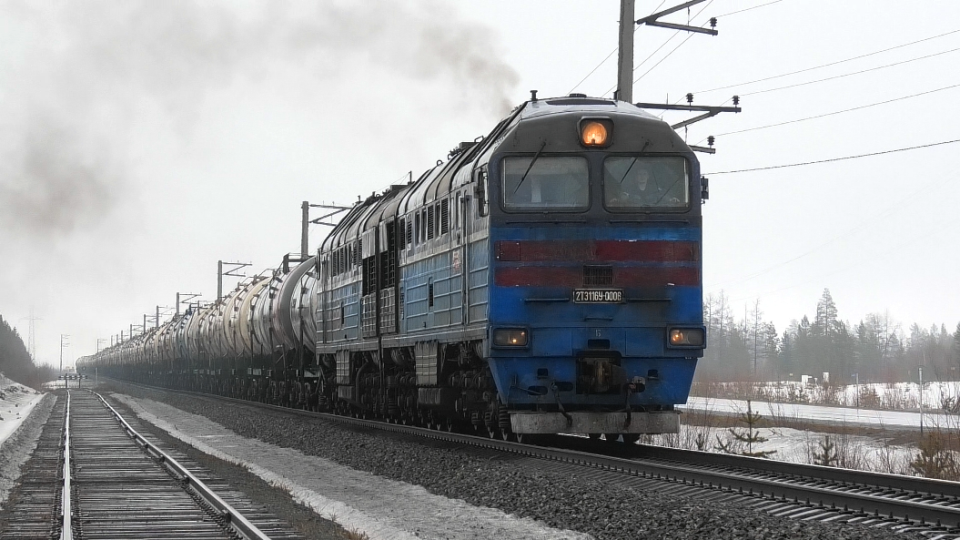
[138,384,960,539]
[0,389,302,540]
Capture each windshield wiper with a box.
[616,141,650,184]
[513,141,547,194]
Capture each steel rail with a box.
[90,391,273,540]
[59,391,73,540]
[107,379,960,534]
[633,443,960,498]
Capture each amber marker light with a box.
[581,121,608,146]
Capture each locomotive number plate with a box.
[573,289,623,303]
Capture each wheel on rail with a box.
[622,434,641,444]
[588,433,602,440]
[604,433,620,443]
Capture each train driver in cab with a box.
[605,160,684,209]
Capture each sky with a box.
[2,0,959,367]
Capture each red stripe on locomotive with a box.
[494,266,700,287]
[495,240,699,262]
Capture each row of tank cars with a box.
[79,93,708,441]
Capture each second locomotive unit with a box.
[82,93,706,441]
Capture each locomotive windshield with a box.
[603,156,689,210]
[502,156,589,211]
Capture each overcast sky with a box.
[3,0,959,366]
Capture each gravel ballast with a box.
[106,382,913,540]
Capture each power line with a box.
[739,46,960,98]
[692,28,960,95]
[710,0,784,19]
[709,82,960,139]
[632,33,696,85]
[568,48,618,95]
[633,0,714,81]
[724,205,960,309]
[705,168,954,289]
[568,1,668,94]
[705,138,960,175]
[576,0,787,97]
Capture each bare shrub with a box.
[881,385,916,410]
[875,440,912,475]
[784,383,809,404]
[678,401,720,451]
[808,383,845,407]
[911,431,960,481]
[340,529,370,540]
[832,429,867,470]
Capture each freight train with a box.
[78,93,707,442]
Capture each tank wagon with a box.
[79,94,707,441]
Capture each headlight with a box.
[581,121,608,145]
[493,328,528,347]
[578,118,613,147]
[668,328,705,347]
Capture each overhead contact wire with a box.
[568,1,667,94]
[692,28,960,95]
[710,82,960,139]
[736,46,960,98]
[704,138,960,175]
[603,0,716,97]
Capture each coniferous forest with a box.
[0,314,57,389]
[698,289,960,385]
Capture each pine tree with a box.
[0,314,54,388]
[813,436,839,467]
[953,322,960,377]
[910,431,960,480]
[714,400,777,458]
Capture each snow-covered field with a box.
[694,380,960,413]
[672,401,920,475]
[672,381,960,476]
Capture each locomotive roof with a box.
[518,96,661,122]
[321,96,686,247]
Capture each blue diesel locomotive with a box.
[80,94,706,441]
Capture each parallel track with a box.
[0,390,302,540]
[142,384,960,538]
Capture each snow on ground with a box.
[659,422,918,476]
[0,374,45,447]
[110,393,593,540]
[700,380,960,412]
[682,396,960,430]
[673,397,933,475]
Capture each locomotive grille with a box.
[583,265,613,286]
